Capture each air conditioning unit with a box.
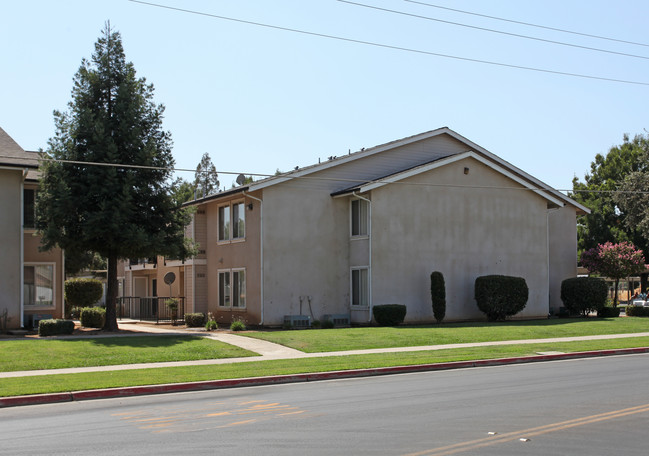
[284,315,311,328]
[322,314,351,327]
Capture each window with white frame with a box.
[24,264,55,307]
[351,198,369,237]
[218,201,245,242]
[351,267,369,307]
[218,269,246,308]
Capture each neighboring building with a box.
[122,127,589,326]
[0,126,65,329]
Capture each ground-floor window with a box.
[24,263,55,307]
[351,267,369,307]
[218,269,246,308]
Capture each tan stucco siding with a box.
[23,230,65,320]
[370,157,551,322]
[205,193,262,325]
[0,169,23,328]
[548,206,578,313]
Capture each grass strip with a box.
[0,336,254,372]
[2,337,649,397]
[244,317,649,352]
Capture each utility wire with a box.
[128,0,649,86]
[404,0,649,49]
[338,0,649,61]
[3,153,647,195]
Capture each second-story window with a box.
[24,188,35,229]
[218,201,245,242]
[351,198,368,237]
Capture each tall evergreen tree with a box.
[194,152,219,197]
[37,23,193,331]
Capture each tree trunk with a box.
[103,254,119,331]
[613,279,619,308]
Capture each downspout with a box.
[243,191,264,325]
[353,192,372,322]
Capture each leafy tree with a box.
[571,134,649,260]
[37,23,193,331]
[580,242,645,307]
[65,251,107,275]
[194,152,219,197]
[171,177,196,205]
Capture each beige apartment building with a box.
[122,127,588,326]
[0,127,65,329]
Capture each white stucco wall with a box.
[548,206,579,314]
[369,157,551,322]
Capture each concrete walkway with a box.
[3,322,649,379]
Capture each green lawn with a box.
[243,317,649,352]
[2,337,649,397]
[0,336,255,372]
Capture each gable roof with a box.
[0,126,39,169]
[186,127,589,214]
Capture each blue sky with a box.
[2,0,648,191]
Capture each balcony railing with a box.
[117,296,185,324]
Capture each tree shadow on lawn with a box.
[62,335,207,348]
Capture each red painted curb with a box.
[3,347,649,408]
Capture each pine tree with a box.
[37,23,193,331]
[194,152,219,197]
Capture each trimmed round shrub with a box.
[38,319,75,337]
[185,313,206,327]
[80,307,106,328]
[65,278,103,308]
[475,275,528,321]
[430,271,446,323]
[561,277,608,317]
[372,304,407,326]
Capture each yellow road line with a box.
[402,403,649,456]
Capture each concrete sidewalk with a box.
[2,322,649,379]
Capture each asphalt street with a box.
[2,353,648,455]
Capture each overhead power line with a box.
[128,0,649,86]
[404,0,649,48]
[3,153,648,196]
[338,0,649,61]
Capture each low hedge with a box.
[38,319,75,337]
[597,306,621,318]
[80,307,106,328]
[625,306,649,317]
[185,313,206,327]
[561,277,608,317]
[475,275,528,321]
[373,304,407,326]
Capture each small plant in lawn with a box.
[205,312,218,331]
[230,318,246,331]
[165,298,179,325]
